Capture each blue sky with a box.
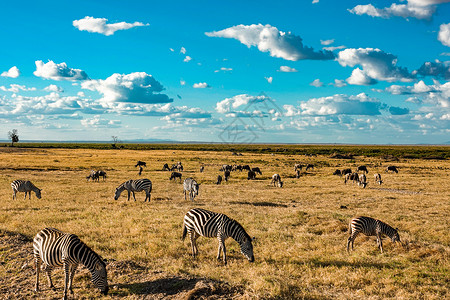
[0,0,449,144]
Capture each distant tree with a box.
[111,136,120,148]
[8,129,19,146]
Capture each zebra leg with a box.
[63,262,71,300]
[24,191,27,200]
[377,234,383,253]
[184,190,187,201]
[347,232,358,253]
[189,232,198,257]
[34,255,41,292]
[127,191,130,201]
[67,264,78,294]
[44,264,55,290]
[132,191,136,201]
[12,190,16,200]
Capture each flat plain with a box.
[0,145,449,299]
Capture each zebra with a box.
[33,227,108,299]
[295,169,301,179]
[200,166,205,173]
[216,175,223,185]
[333,169,342,176]
[386,166,399,173]
[170,171,182,182]
[183,177,199,201]
[182,208,254,265]
[97,170,107,181]
[242,165,251,171]
[294,163,303,172]
[11,180,41,200]
[347,216,400,253]
[342,168,352,175]
[271,174,283,187]
[162,163,170,171]
[247,170,256,180]
[86,170,99,182]
[374,173,383,185]
[224,170,231,181]
[357,165,369,174]
[135,161,146,167]
[251,167,262,175]
[358,173,367,188]
[114,179,152,202]
[305,164,314,171]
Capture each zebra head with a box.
[36,189,42,199]
[193,183,200,195]
[278,181,283,188]
[114,187,123,200]
[91,260,108,295]
[240,237,254,262]
[392,229,401,243]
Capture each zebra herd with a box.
[10,158,404,299]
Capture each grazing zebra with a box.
[114,179,152,202]
[358,174,367,188]
[182,208,254,265]
[333,169,342,176]
[162,163,170,171]
[374,173,383,185]
[170,171,182,182]
[347,216,400,253]
[294,163,303,172]
[242,165,251,171]
[386,166,399,173]
[11,180,42,200]
[271,174,283,187]
[247,170,256,180]
[221,164,232,172]
[97,170,107,181]
[305,164,314,171]
[251,167,262,175]
[86,170,99,182]
[183,178,199,201]
[33,228,108,299]
[232,164,242,172]
[200,166,205,173]
[216,175,223,185]
[224,170,231,181]
[358,165,369,174]
[135,161,146,167]
[342,168,352,175]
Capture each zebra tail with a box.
[181,224,187,241]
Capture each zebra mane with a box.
[378,219,398,238]
[75,237,105,268]
[231,218,251,242]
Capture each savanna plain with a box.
[0,145,448,299]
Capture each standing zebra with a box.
[33,228,108,299]
[114,179,152,202]
[182,208,254,265]
[347,216,400,253]
[11,180,42,200]
[183,178,199,201]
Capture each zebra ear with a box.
[395,227,399,231]
[252,236,256,241]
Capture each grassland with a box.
[0,145,449,299]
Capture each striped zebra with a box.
[182,208,254,265]
[347,216,400,253]
[183,178,199,201]
[33,228,108,299]
[114,179,152,202]
[11,180,42,200]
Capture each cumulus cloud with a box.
[1,66,20,78]
[323,45,346,51]
[81,115,121,128]
[73,16,148,36]
[320,39,334,46]
[278,66,298,72]
[415,60,450,79]
[44,84,64,93]
[183,56,192,62]
[331,79,347,87]
[0,84,36,93]
[81,72,172,104]
[265,76,273,84]
[348,1,439,20]
[215,94,271,114]
[205,24,335,61]
[438,23,450,47]
[34,60,89,81]
[193,82,210,88]
[310,79,323,87]
[337,48,414,85]
[215,67,233,73]
[180,79,186,86]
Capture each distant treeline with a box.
[0,143,449,160]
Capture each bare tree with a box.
[111,136,120,148]
[8,129,19,147]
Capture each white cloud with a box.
[73,16,148,36]
[265,76,273,83]
[77,91,85,97]
[278,66,298,72]
[348,1,439,20]
[337,48,414,85]
[81,72,172,104]
[169,48,174,52]
[180,47,187,54]
[310,79,323,87]
[184,56,192,62]
[1,66,20,78]
[320,39,334,46]
[323,45,346,51]
[0,84,36,93]
[44,84,64,93]
[215,94,270,114]
[34,60,89,81]
[215,67,233,72]
[205,24,335,61]
[331,79,347,87]
[438,23,450,47]
[415,60,450,79]
[81,115,121,128]
[193,82,210,88]
[312,0,319,3]
[180,79,186,86]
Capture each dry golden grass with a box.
[0,147,449,299]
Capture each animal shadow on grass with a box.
[230,201,288,208]
[305,258,403,270]
[116,276,240,298]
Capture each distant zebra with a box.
[294,163,303,172]
[357,165,369,174]
[305,164,314,171]
[247,170,256,180]
[170,171,182,182]
[33,227,108,299]
[242,165,251,171]
[374,173,383,185]
[271,174,283,187]
[135,161,146,167]
[11,180,41,200]
[333,169,342,176]
[176,162,184,172]
[358,174,367,188]
[386,166,399,173]
[200,166,205,173]
[295,170,301,179]
[183,178,199,201]
[162,163,170,171]
[342,168,352,175]
[347,216,400,253]
[86,170,99,182]
[114,179,152,202]
[224,170,231,181]
[232,164,242,172]
[216,175,223,185]
[182,208,254,265]
[97,170,107,181]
